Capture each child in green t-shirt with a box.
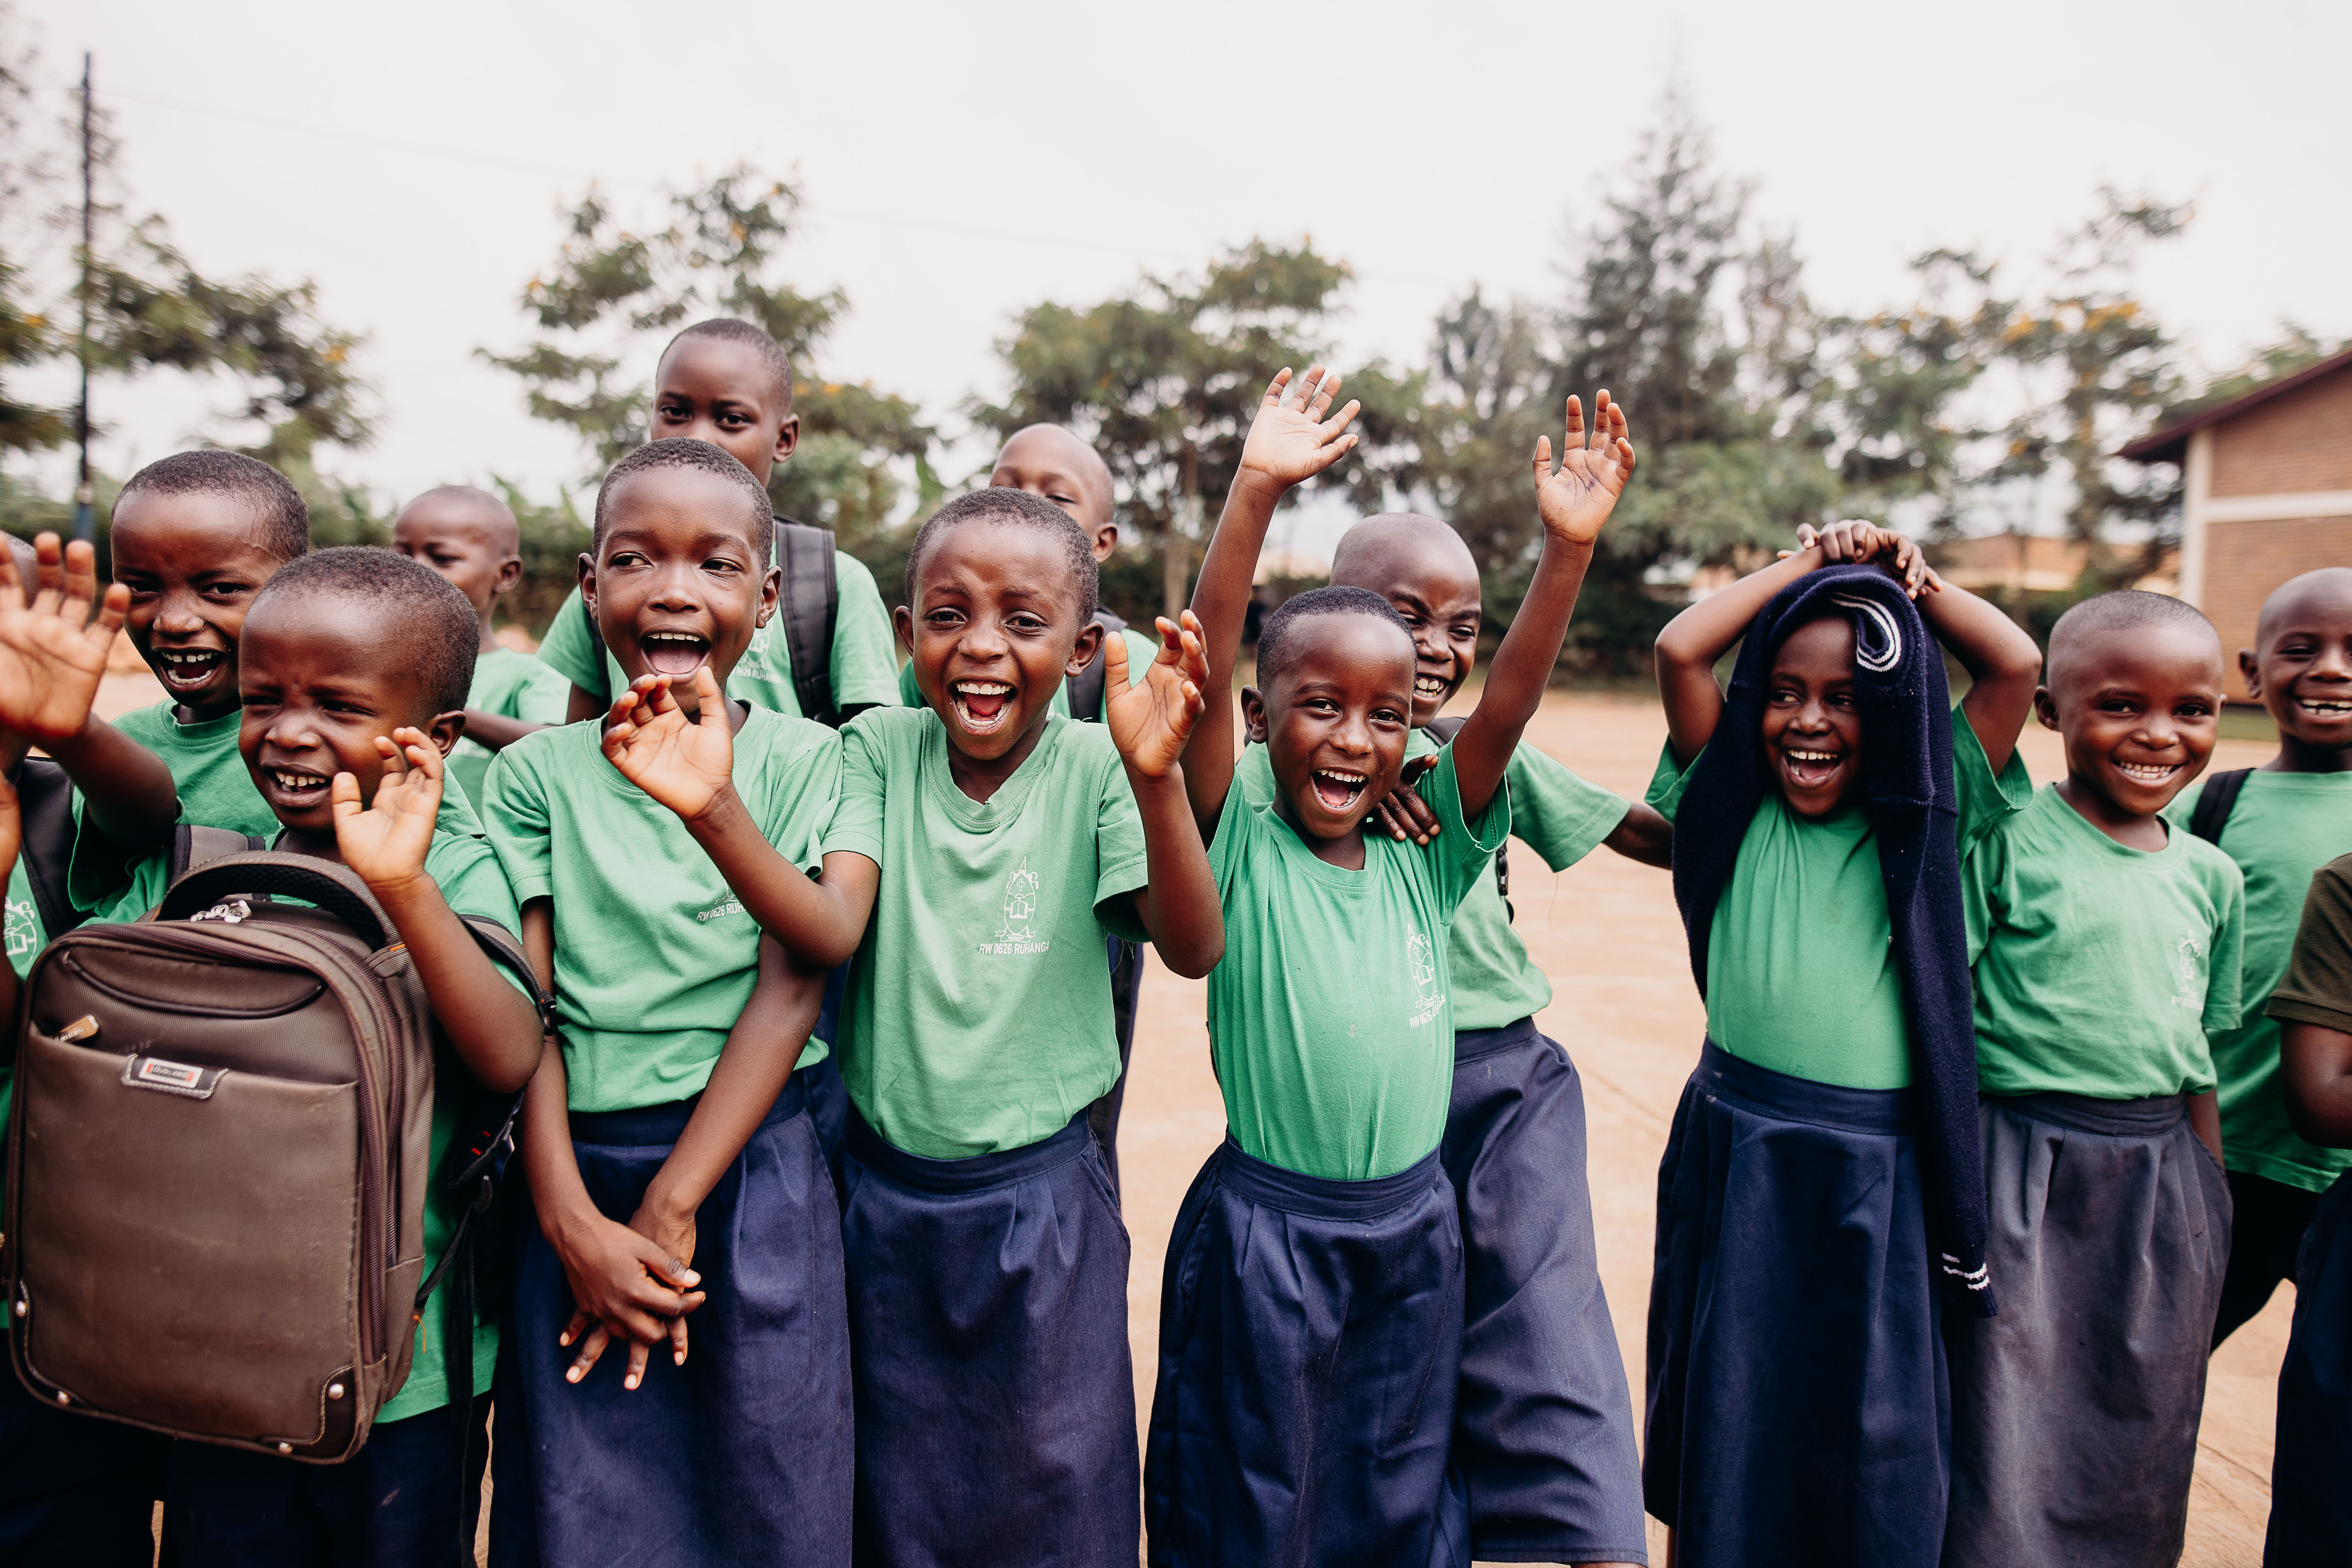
[483,438,865,1567]
[392,485,571,811]
[1148,371,1632,1565]
[1945,591,2247,1568]
[1645,521,2042,1568]
[2162,565,2352,1345]
[62,451,311,911]
[14,547,546,1562]
[533,317,900,726]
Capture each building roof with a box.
[2119,345,2352,465]
[1935,532,2178,595]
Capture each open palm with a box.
[1533,392,1638,546]
[1105,613,1210,780]
[601,669,735,820]
[332,730,444,892]
[1238,366,1362,489]
[0,535,128,742]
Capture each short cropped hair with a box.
[904,487,1098,621]
[116,450,310,562]
[664,318,794,410]
[593,437,775,561]
[2047,589,2218,684]
[1254,585,1412,689]
[251,547,478,716]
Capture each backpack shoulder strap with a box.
[167,824,270,884]
[1068,609,1128,724]
[1425,715,1467,744]
[13,759,83,939]
[775,520,840,727]
[2189,768,2254,846]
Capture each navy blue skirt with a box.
[1443,1018,1646,1564]
[489,1080,851,1568]
[2272,1167,2352,1564]
[1145,1139,1469,1568]
[1644,1042,1947,1568]
[0,1363,163,1565]
[842,1107,1137,1568]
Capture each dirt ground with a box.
[89,670,2292,1565]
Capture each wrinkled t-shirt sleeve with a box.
[514,659,575,725]
[1232,741,1279,811]
[825,713,890,865]
[1644,739,1696,824]
[88,854,169,926]
[1418,746,1511,918]
[1092,739,1150,942]
[425,835,533,1001]
[534,590,603,697]
[2203,855,2248,1036]
[1505,742,1631,873]
[2269,857,2352,1034]
[481,744,554,905]
[1951,703,2033,855]
[829,553,904,711]
[759,725,844,876]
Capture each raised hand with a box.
[0,533,129,742]
[1237,366,1362,492]
[1533,392,1638,546]
[601,668,735,822]
[330,728,445,893]
[1781,521,1939,599]
[1105,612,1210,780]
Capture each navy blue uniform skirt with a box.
[1644,1042,1948,1568]
[0,1363,163,1565]
[2270,1167,2352,1565]
[1442,1018,1646,1564]
[489,1080,851,1568]
[842,1107,1137,1568]
[1145,1138,1470,1568]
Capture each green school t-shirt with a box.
[483,708,840,1112]
[2161,771,2352,1189]
[0,858,50,1204]
[535,550,901,718]
[1967,784,2246,1100]
[1647,707,2028,1090]
[89,811,522,1421]
[448,647,574,813]
[1236,729,1630,1033]
[1206,746,1510,1181]
[827,708,1149,1159]
[895,625,1160,723]
[68,702,278,911]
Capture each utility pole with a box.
[71,53,94,541]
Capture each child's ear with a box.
[892,604,915,658]
[425,711,466,758]
[577,551,597,622]
[1091,523,1118,564]
[1240,686,1270,745]
[1064,619,1106,678]
[753,565,782,630]
[774,411,801,466]
[2033,686,2061,732]
[2239,648,2263,700]
[495,556,524,597]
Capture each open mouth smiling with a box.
[2112,759,2183,787]
[263,766,331,806]
[640,631,709,679]
[1413,674,1450,701]
[1309,767,1370,811]
[2294,693,2352,720]
[154,648,226,692]
[950,679,1016,734]
[1778,746,1845,789]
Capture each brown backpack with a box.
[3,837,546,1461]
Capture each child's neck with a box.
[476,616,499,655]
[944,711,1053,805]
[272,824,343,865]
[1272,794,1369,871]
[2265,734,2352,774]
[2054,775,2170,851]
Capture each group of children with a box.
[0,305,2347,1568]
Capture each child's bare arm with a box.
[2283,1022,2352,1147]
[1893,541,2043,776]
[1604,800,1673,867]
[628,935,826,1368]
[1108,615,1224,978]
[518,901,706,1393]
[1451,395,1636,818]
[458,710,547,751]
[601,668,867,967]
[1181,368,1361,838]
[0,534,177,846]
[2187,1089,2224,1165]
[1654,542,1835,768]
[332,730,542,1093]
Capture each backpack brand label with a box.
[122,1055,225,1100]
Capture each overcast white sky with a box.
[15,0,2351,556]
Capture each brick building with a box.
[2121,346,2352,700]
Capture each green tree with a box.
[974,239,1423,621]
[481,166,936,552]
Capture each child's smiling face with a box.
[110,490,294,723]
[2244,568,2352,765]
[987,427,1118,563]
[897,518,1101,766]
[650,336,797,485]
[2039,621,2223,818]
[1762,615,1866,818]
[1331,520,1483,727]
[585,468,778,722]
[238,592,461,847]
[1243,613,1416,844]
[392,492,516,625]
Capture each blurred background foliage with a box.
[2,15,2340,662]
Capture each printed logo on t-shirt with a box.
[738,625,770,679]
[2169,934,2205,1010]
[980,858,1049,956]
[3,897,36,963]
[1406,927,1443,1027]
[695,898,746,924]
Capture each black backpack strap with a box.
[776,521,840,727]
[167,824,269,884]
[13,759,83,940]
[1068,609,1129,724]
[1417,717,1512,918]
[2189,768,2254,846]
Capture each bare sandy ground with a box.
[90,668,2292,1566]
